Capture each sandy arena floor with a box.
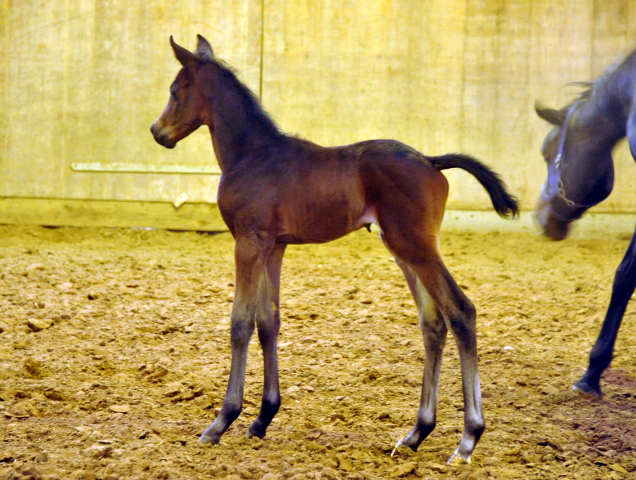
[0,223,635,479]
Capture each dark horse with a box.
[151,35,518,464]
[536,47,636,397]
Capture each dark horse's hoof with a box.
[572,380,602,399]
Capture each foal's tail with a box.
[429,154,519,218]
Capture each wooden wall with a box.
[1,0,636,229]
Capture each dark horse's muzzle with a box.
[535,183,572,241]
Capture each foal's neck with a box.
[202,63,283,172]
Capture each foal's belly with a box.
[276,201,376,245]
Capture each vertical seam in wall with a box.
[459,0,469,152]
[590,0,596,79]
[259,0,265,99]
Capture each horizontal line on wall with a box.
[0,197,227,231]
[71,162,222,175]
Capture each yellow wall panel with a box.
[2,0,636,226]
[260,0,636,212]
[0,0,261,205]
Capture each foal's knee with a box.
[230,316,255,344]
[257,317,280,345]
[459,297,477,321]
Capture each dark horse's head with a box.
[150,35,215,149]
[534,94,615,240]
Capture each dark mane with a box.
[560,47,636,115]
[208,58,282,139]
[559,77,610,114]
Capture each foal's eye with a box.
[170,90,178,101]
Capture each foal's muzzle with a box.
[150,123,176,149]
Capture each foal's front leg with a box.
[200,235,272,444]
[247,243,286,438]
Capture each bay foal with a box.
[151,35,518,464]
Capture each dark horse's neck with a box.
[573,49,636,154]
[199,61,285,171]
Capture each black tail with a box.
[429,154,519,218]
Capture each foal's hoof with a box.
[391,430,423,457]
[391,438,404,457]
[198,432,220,444]
[244,429,264,440]
[447,448,471,466]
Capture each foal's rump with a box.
[357,141,518,229]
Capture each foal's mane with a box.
[204,56,282,138]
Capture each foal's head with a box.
[534,102,614,240]
[150,35,214,149]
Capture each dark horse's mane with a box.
[205,56,283,139]
[559,47,636,117]
[560,76,614,114]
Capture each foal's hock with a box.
[151,35,518,465]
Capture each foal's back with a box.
[217,137,447,244]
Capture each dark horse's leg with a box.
[574,227,636,396]
[200,233,275,443]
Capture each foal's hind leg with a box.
[384,233,484,464]
[391,255,447,450]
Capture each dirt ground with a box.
[0,222,635,480]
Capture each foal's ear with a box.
[170,36,201,72]
[535,102,566,126]
[194,35,214,61]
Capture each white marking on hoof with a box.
[391,437,404,457]
[447,448,471,465]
